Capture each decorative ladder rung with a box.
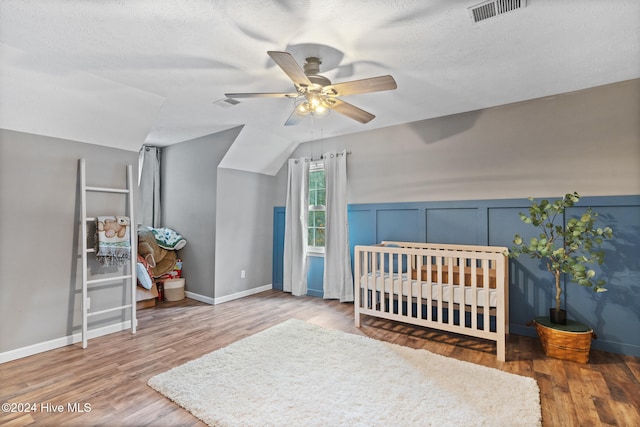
[87,275,133,286]
[85,186,129,194]
[87,304,133,317]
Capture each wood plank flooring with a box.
[1,290,639,426]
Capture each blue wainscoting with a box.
[273,195,640,357]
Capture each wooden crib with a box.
[354,241,509,361]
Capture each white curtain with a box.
[283,157,310,296]
[138,145,162,227]
[322,150,353,302]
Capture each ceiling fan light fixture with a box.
[294,95,330,118]
[313,104,330,118]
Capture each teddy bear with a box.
[98,216,129,238]
[137,228,177,278]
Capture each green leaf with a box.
[509,191,612,295]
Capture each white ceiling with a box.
[1,0,639,175]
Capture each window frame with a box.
[307,161,326,255]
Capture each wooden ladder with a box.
[79,158,137,348]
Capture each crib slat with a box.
[387,252,392,315]
[416,254,423,320]
[398,252,403,317]
[402,253,408,317]
[436,257,443,325]
[372,251,378,312]
[446,256,454,325]
[368,250,372,311]
[397,252,402,316]
[471,259,478,330]
[458,255,465,327]
[428,256,433,322]
[363,250,369,311]
[483,258,490,332]
[356,250,360,320]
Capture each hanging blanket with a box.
[142,226,187,250]
[96,216,131,266]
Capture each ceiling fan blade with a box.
[267,51,312,87]
[330,99,375,124]
[325,75,397,97]
[284,110,304,126]
[225,92,298,99]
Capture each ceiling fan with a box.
[225,51,397,126]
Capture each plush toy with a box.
[98,216,129,238]
[137,228,177,278]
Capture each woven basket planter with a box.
[534,318,594,363]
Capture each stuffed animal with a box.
[98,216,129,238]
[137,228,177,278]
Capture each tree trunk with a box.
[554,269,562,310]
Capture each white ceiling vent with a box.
[468,0,526,23]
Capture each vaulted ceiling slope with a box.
[1,1,638,175]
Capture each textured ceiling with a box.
[1,0,639,175]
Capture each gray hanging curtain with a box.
[138,145,162,227]
[322,150,353,302]
[283,157,310,297]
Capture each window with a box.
[308,162,325,253]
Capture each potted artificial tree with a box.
[509,192,613,362]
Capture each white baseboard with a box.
[0,320,135,364]
[184,291,215,305]
[214,284,273,305]
[185,284,272,305]
[1,285,274,364]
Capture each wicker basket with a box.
[535,321,593,363]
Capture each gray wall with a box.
[3,78,638,356]
[161,127,240,299]
[0,129,138,353]
[275,79,640,204]
[214,168,276,298]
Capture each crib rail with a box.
[354,242,509,361]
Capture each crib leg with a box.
[497,337,506,362]
[355,311,361,327]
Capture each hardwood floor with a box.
[1,290,639,426]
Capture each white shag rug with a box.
[148,319,541,427]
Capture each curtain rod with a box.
[307,150,352,162]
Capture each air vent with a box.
[468,0,526,23]
[224,98,240,105]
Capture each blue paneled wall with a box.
[273,195,640,356]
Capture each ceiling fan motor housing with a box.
[301,57,332,89]
[303,57,322,75]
